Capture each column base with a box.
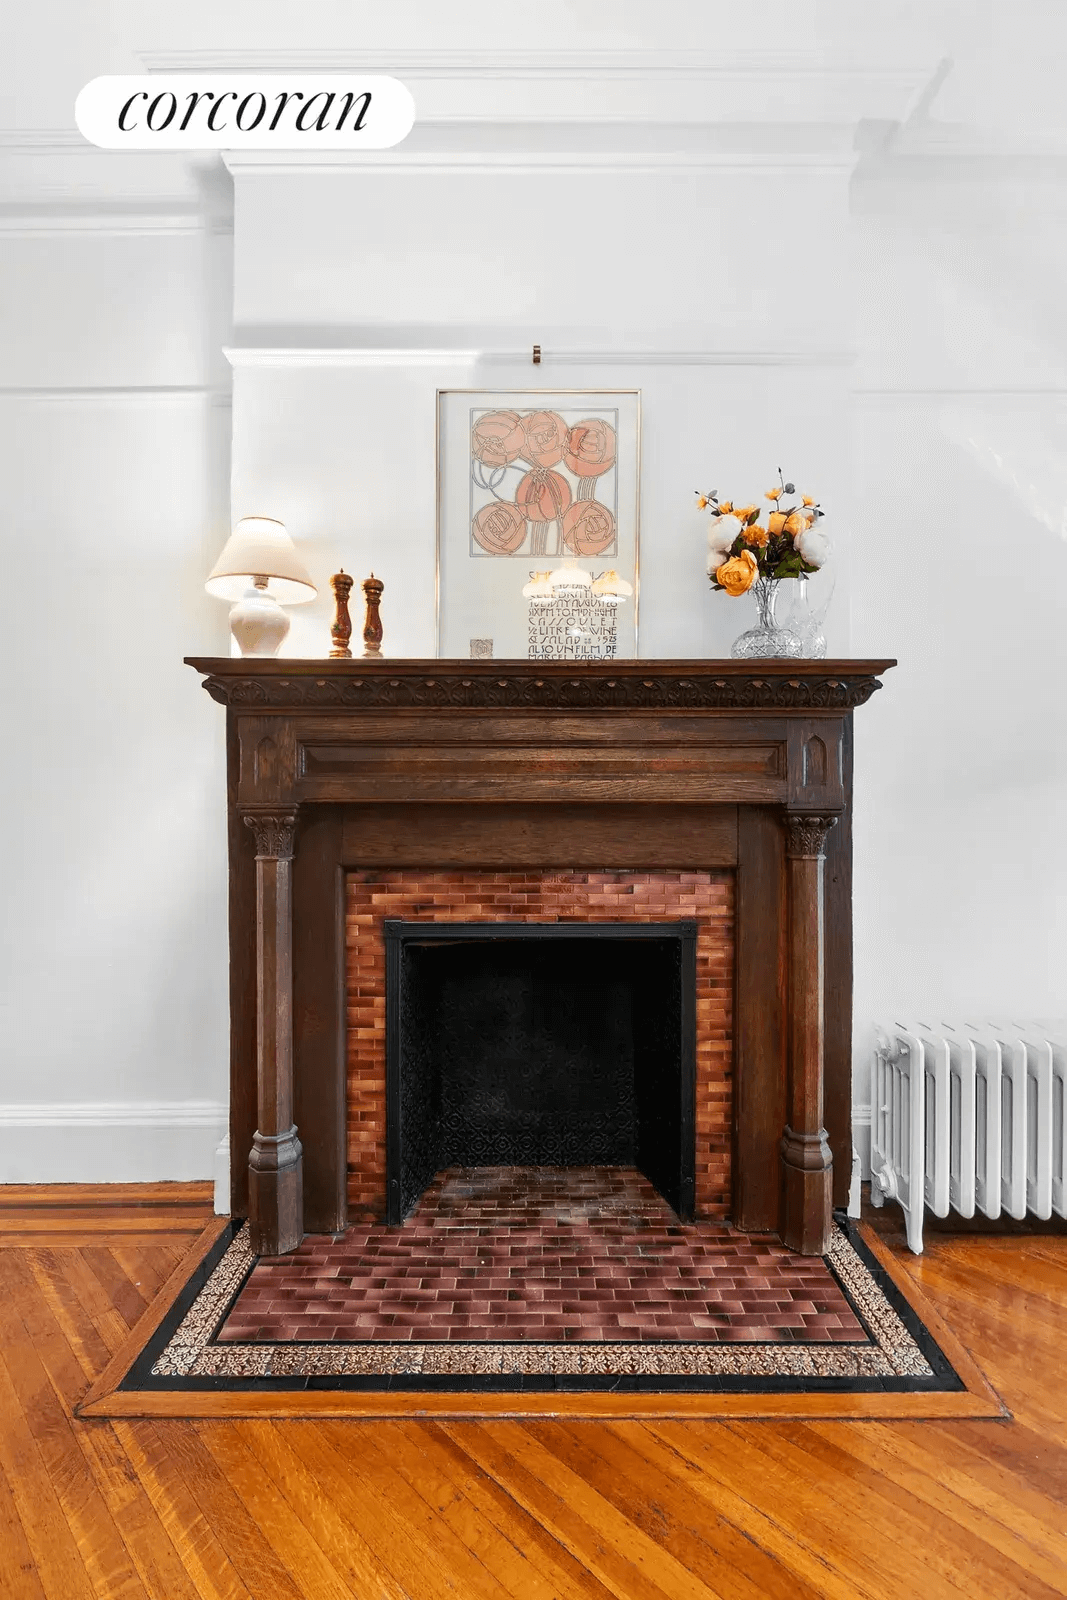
[248,1126,304,1256]
[780,1126,833,1255]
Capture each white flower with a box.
[707,514,742,555]
[795,523,830,568]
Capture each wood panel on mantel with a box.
[5,1183,1067,1600]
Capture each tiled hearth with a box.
[216,1166,863,1346]
[345,870,734,1220]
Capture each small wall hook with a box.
[532,343,541,365]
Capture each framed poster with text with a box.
[436,389,641,660]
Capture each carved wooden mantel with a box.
[186,656,895,1257]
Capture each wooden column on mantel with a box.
[186,656,895,1257]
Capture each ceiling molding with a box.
[0,384,229,401]
[0,209,229,236]
[221,147,855,178]
[225,347,855,371]
[138,49,930,126]
[138,47,927,81]
[853,387,1067,402]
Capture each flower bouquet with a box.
[696,470,830,657]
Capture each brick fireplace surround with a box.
[345,868,734,1220]
[187,657,894,1260]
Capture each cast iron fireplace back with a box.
[384,921,697,1224]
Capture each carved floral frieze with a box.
[200,670,885,713]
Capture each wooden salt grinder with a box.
[362,572,384,658]
[329,570,354,658]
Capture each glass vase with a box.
[730,577,805,659]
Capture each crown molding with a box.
[0,208,229,236]
[0,384,229,402]
[853,386,1067,403]
[222,146,856,177]
[224,346,855,371]
[140,49,930,126]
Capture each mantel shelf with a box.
[186,657,896,713]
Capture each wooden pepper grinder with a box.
[362,572,384,658]
[329,569,354,658]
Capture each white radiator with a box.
[869,1020,1067,1252]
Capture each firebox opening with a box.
[384,921,697,1225]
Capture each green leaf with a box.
[746,508,761,526]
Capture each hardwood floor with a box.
[1,1184,1066,1599]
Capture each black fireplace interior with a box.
[385,921,697,1224]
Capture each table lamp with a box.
[205,516,317,656]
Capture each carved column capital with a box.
[782,812,839,860]
[242,808,298,860]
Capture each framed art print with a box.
[436,390,641,659]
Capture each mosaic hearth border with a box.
[120,1219,965,1395]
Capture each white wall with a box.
[847,147,1067,1161]
[0,213,233,1180]
[3,1,1065,1186]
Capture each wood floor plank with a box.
[77,1426,206,1600]
[317,1418,521,1600]
[0,1258,145,1600]
[403,1420,618,1600]
[0,1460,48,1600]
[0,1343,102,1600]
[114,1421,257,1600]
[652,1420,931,1600]
[23,1250,119,1387]
[198,1424,369,1600]
[1,1249,203,1600]
[753,1421,1065,1600]
[369,1418,585,1600]
[236,1420,412,1600]
[913,1419,1067,1508]
[81,1248,153,1331]
[808,1419,1067,1581]
[720,1419,1061,1600]
[0,1182,213,1212]
[606,1421,867,1600]
[109,1244,183,1309]
[137,1423,308,1600]
[445,1419,725,1600]
[530,1418,826,1600]
[279,1416,484,1600]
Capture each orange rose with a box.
[744,523,769,547]
[784,511,806,535]
[767,511,787,535]
[716,549,759,595]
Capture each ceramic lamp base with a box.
[229,584,290,657]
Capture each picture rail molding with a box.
[223,347,856,371]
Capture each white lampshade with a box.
[590,569,633,606]
[522,571,557,605]
[205,516,317,604]
[547,560,592,596]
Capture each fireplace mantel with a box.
[186,656,895,1257]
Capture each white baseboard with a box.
[0,1101,228,1183]
[213,1133,231,1214]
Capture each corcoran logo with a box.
[75,75,415,150]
